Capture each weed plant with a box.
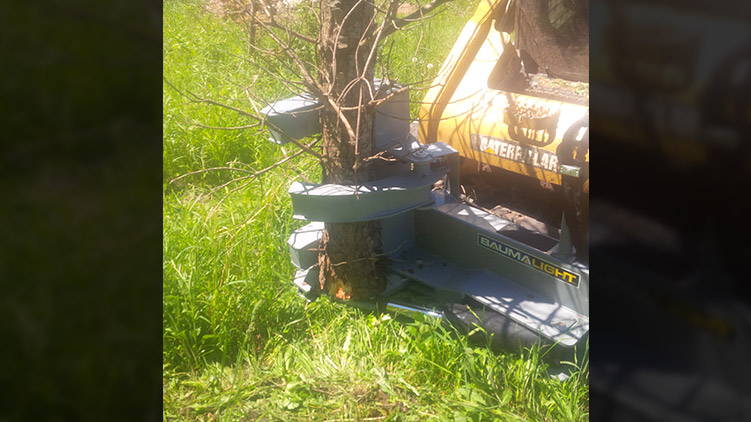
[164,0,588,420]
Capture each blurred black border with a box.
[1,1,162,420]
[590,0,751,420]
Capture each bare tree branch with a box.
[202,138,317,220]
[170,137,321,188]
[382,0,454,38]
[190,122,262,130]
[170,166,257,184]
[246,9,325,96]
[281,145,315,184]
[164,77,262,121]
[266,16,317,44]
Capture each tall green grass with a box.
[164,0,588,420]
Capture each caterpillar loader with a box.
[419,0,589,263]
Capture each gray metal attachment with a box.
[260,94,320,144]
[267,88,589,351]
[288,221,324,270]
[288,167,449,223]
[260,80,411,150]
[389,244,588,346]
[373,80,411,151]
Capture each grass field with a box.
[163,0,588,420]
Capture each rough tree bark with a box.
[316,0,385,300]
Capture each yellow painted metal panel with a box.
[419,0,589,187]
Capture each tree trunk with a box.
[316,0,385,300]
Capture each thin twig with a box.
[265,120,324,159]
[171,137,319,186]
[281,145,315,184]
[206,177,257,220]
[382,0,454,38]
[203,137,322,219]
[190,122,261,130]
[267,19,317,44]
[330,239,408,267]
[164,77,261,121]
[246,10,324,97]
